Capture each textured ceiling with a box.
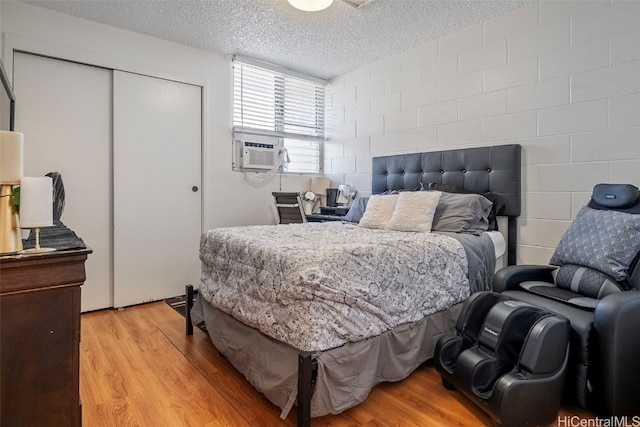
[22,0,531,80]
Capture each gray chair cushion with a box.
[550,206,640,282]
[519,282,600,310]
[552,265,623,299]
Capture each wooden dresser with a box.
[0,248,91,427]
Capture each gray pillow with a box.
[431,192,493,232]
[550,206,640,281]
[341,196,369,223]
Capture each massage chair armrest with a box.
[592,290,640,415]
[492,265,557,293]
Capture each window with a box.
[233,57,325,173]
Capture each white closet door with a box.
[14,52,113,312]
[113,71,202,308]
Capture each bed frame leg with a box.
[297,351,313,427]
[186,284,196,336]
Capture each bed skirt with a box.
[191,295,463,419]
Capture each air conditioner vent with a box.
[241,141,276,170]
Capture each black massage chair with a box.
[493,183,640,416]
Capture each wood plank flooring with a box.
[80,301,594,426]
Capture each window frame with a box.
[233,56,326,174]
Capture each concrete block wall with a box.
[324,0,640,265]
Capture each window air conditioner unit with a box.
[242,141,276,170]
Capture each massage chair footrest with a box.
[434,292,570,427]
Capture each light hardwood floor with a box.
[80,301,593,426]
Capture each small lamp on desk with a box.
[311,176,330,207]
[20,176,55,253]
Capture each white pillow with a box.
[358,194,399,229]
[388,191,441,232]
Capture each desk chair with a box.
[272,192,307,224]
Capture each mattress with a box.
[198,222,495,352]
[486,230,506,259]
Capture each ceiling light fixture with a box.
[287,0,334,12]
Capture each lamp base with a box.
[21,247,56,254]
[0,184,23,254]
[20,227,55,254]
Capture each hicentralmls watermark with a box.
[557,416,640,427]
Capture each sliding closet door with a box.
[113,71,202,308]
[14,52,113,312]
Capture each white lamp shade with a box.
[311,176,330,195]
[0,131,24,184]
[19,176,53,228]
[287,0,334,11]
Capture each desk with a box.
[320,206,349,216]
[307,206,349,222]
[1,247,91,427]
[306,213,344,222]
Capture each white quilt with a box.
[198,222,471,352]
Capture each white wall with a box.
[0,2,3,60]
[325,0,640,265]
[1,2,311,231]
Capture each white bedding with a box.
[486,230,506,259]
[198,222,493,352]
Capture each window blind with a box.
[233,58,325,173]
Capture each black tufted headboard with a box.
[371,144,521,265]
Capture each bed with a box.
[188,144,521,426]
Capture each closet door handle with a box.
[192,186,199,192]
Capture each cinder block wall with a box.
[324,0,640,265]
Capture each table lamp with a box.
[311,176,330,207]
[0,130,24,254]
[20,176,55,253]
